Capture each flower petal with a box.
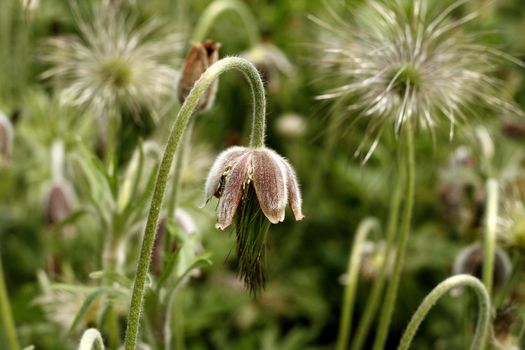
[252,149,288,224]
[201,146,248,208]
[216,152,252,230]
[282,159,305,220]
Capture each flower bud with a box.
[178,40,220,112]
[45,182,75,227]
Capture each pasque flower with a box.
[203,146,304,228]
[202,145,304,293]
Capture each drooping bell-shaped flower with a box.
[452,242,511,295]
[203,146,304,228]
[202,146,304,293]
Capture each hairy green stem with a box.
[351,166,404,350]
[78,328,105,350]
[483,178,498,296]
[123,57,266,350]
[192,0,260,46]
[373,120,415,350]
[397,275,490,350]
[0,259,20,350]
[336,218,381,350]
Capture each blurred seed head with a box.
[41,3,182,119]
[452,242,511,295]
[178,40,221,112]
[241,43,294,93]
[275,113,307,139]
[0,111,14,166]
[498,182,525,253]
[313,0,524,161]
[202,146,304,293]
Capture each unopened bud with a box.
[178,40,220,112]
[45,182,74,227]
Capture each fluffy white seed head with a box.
[313,0,523,161]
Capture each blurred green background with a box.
[1,0,525,349]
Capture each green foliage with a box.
[1,0,525,349]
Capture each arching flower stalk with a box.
[397,275,490,350]
[124,57,302,349]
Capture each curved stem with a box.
[192,0,260,46]
[123,57,266,350]
[336,218,381,350]
[351,165,404,350]
[397,275,490,350]
[373,120,415,350]
[0,258,20,350]
[78,328,105,350]
[483,178,498,296]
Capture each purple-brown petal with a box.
[216,152,252,229]
[201,146,248,207]
[252,149,288,224]
[282,159,305,220]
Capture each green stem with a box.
[79,328,105,350]
[483,178,498,296]
[166,120,194,219]
[192,0,261,46]
[336,218,381,350]
[372,120,415,350]
[351,165,404,350]
[0,258,20,350]
[123,57,266,350]
[397,275,490,350]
